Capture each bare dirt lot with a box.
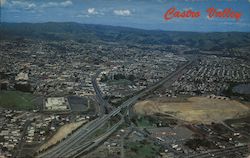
[134,97,250,124]
[39,120,86,152]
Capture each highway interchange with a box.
[37,60,249,158]
[37,60,192,158]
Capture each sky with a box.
[1,0,250,32]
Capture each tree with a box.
[100,74,108,82]
[128,74,135,81]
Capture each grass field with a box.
[134,96,250,124]
[136,117,153,127]
[126,141,160,158]
[0,90,36,110]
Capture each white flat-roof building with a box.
[45,97,69,111]
[15,72,29,81]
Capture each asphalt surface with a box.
[37,61,192,158]
[91,73,108,115]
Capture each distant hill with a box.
[1,22,250,50]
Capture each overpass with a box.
[37,60,192,158]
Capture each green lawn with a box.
[136,116,155,127]
[136,119,152,127]
[0,91,36,110]
[126,141,160,158]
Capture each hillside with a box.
[1,22,250,50]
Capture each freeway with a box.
[91,72,109,115]
[37,116,110,158]
[70,119,124,158]
[37,60,192,158]
[110,60,192,117]
[15,120,31,157]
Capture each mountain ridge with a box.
[1,22,250,50]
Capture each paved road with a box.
[37,61,192,158]
[71,119,124,158]
[37,117,109,157]
[91,72,108,115]
[110,60,192,117]
[15,120,31,157]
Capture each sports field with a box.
[0,91,36,110]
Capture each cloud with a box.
[41,2,58,8]
[113,9,132,16]
[10,1,37,10]
[85,8,104,16]
[26,3,36,10]
[61,1,72,7]
[87,8,98,15]
[8,0,73,12]
[75,14,90,18]
[75,8,104,18]
[0,0,6,6]
[41,1,73,8]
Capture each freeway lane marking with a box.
[38,61,193,158]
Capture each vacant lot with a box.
[0,91,36,110]
[134,97,249,124]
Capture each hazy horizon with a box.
[1,0,250,32]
